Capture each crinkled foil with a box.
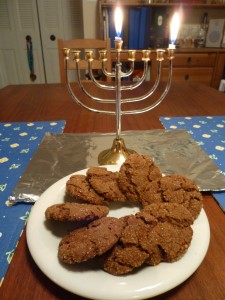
[9,130,225,203]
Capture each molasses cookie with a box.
[118,153,162,203]
[101,215,153,275]
[66,174,108,205]
[58,217,125,264]
[140,174,203,219]
[101,244,149,276]
[45,203,109,222]
[144,222,193,266]
[101,203,193,275]
[136,202,194,227]
[87,167,126,202]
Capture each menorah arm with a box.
[101,61,115,79]
[121,59,173,115]
[72,61,116,103]
[66,80,116,114]
[101,59,149,92]
[64,57,171,114]
[66,60,148,105]
[120,61,135,78]
[88,60,147,92]
[65,59,115,113]
[114,59,162,104]
[120,60,149,91]
[87,61,115,90]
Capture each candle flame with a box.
[114,7,123,37]
[170,12,180,45]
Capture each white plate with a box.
[26,166,210,300]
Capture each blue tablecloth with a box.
[160,116,225,211]
[0,121,65,285]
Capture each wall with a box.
[82,0,99,38]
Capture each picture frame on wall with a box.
[205,19,225,48]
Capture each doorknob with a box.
[187,57,192,64]
[50,35,56,41]
[26,35,31,42]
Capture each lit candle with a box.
[114,7,123,41]
[169,12,180,49]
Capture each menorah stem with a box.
[115,51,122,139]
[97,46,136,165]
[98,137,136,165]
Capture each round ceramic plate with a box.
[26,166,210,300]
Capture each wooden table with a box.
[0,82,225,300]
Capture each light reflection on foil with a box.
[10,130,225,203]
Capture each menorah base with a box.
[98,138,136,165]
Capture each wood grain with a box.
[0,82,225,300]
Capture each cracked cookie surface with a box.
[101,203,193,275]
[45,203,109,222]
[58,217,125,264]
[87,167,126,202]
[140,174,203,219]
[136,202,194,227]
[66,174,108,205]
[145,222,193,266]
[101,215,152,275]
[118,154,162,203]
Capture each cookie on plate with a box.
[45,203,109,222]
[103,221,193,274]
[136,202,194,227]
[87,166,126,202]
[101,215,152,275]
[118,153,162,203]
[66,174,108,205]
[58,217,125,264]
[143,222,193,266]
[101,243,149,276]
[101,203,193,275]
[140,174,203,219]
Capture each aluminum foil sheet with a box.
[9,130,225,204]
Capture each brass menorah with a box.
[63,38,175,165]
[62,39,175,165]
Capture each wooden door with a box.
[0,0,46,88]
[37,0,84,83]
[0,0,84,87]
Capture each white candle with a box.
[169,44,176,49]
[114,7,123,40]
[169,12,180,49]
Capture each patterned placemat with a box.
[160,116,225,211]
[0,121,65,285]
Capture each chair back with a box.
[58,38,111,83]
